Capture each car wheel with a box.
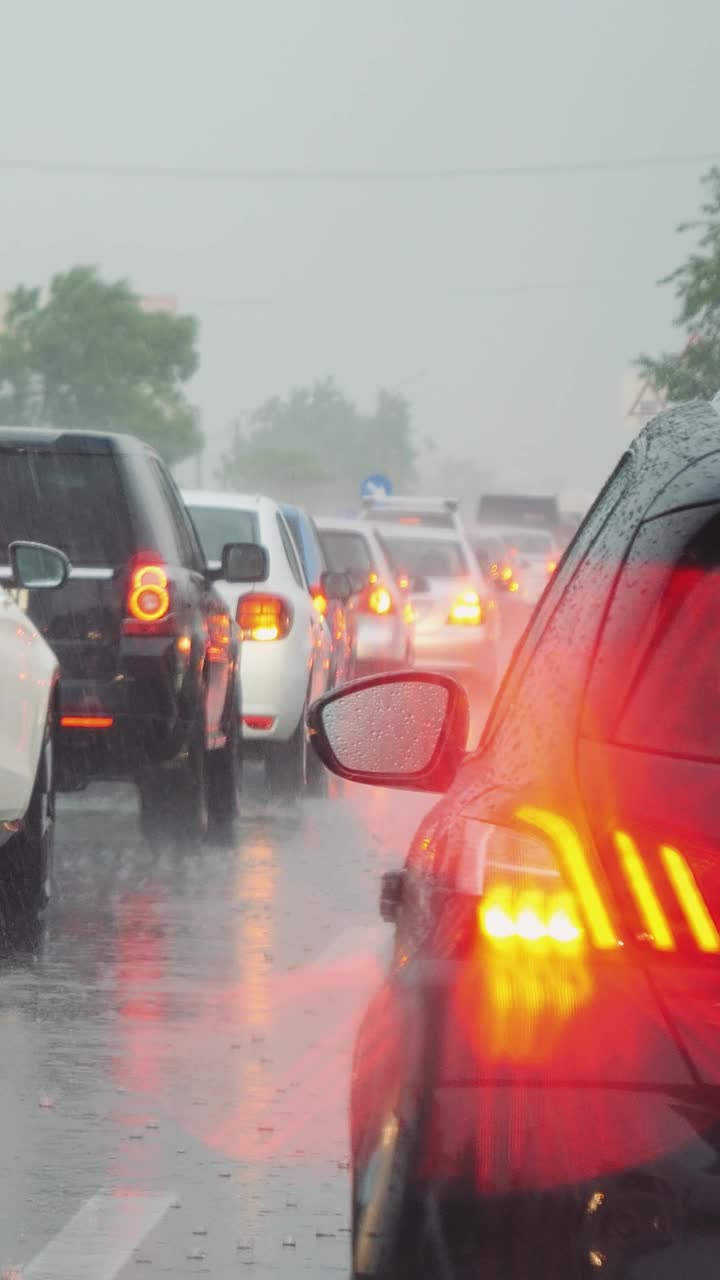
[265,714,307,799]
[206,682,242,841]
[138,712,209,845]
[0,713,55,925]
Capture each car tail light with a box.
[207,611,231,662]
[547,559,558,574]
[237,593,293,641]
[448,589,483,625]
[123,554,173,635]
[459,808,720,958]
[243,715,276,731]
[457,807,619,952]
[60,714,114,729]
[310,585,328,616]
[358,576,394,616]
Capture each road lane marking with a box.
[23,1193,173,1280]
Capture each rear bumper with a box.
[412,624,497,680]
[239,638,308,743]
[56,637,196,785]
[355,615,408,667]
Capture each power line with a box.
[0,153,717,183]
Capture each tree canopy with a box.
[639,167,720,401]
[221,379,417,506]
[0,266,203,464]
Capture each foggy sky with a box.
[1,0,719,498]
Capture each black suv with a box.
[0,429,265,841]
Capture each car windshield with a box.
[187,505,259,561]
[0,449,132,566]
[380,535,468,579]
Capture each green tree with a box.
[0,266,203,464]
[221,379,417,505]
[639,166,720,400]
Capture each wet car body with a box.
[313,401,720,1278]
[281,502,356,687]
[374,521,501,696]
[316,517,413,676]
[0,430,247,839]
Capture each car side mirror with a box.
[9,540,70,590]
[218,542,269,584]
[308,670,469,793]
[320,570,353,604]
[346,568,367,595]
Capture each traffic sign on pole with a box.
[360,474,393,499]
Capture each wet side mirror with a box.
[220,542,269,584]
[321,570,353,604]
[347,568,367,595]
[9,541,70,590]
[308,670,469,793]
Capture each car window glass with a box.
[188,506,259,563]
[149,460,195,567]
[379,536,468,579]
[483,451,633,744]
[277,514,306,588]
[0,449,133,566]
[283,510,324,586]
[319,530,374,574]
[590,505,720,759]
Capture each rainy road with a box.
[0,770,436,1279]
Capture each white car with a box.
[372,522,501,695]
[183,491,333,796]
[0,541,68,922]
[360,494,463,534]
[475,524,559,606]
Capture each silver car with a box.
[373,522,501,695]
[315,517,414,676]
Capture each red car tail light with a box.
[237,593,293,641]
[310,585,328,616]
[60,714,114,729]
[123,554,173,635]
[358,576,394,616]
[457,807,619,953]
[207,611,231,662]
[448,589,483,625]
[243,715,276,730]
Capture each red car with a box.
[309,398,720,1278]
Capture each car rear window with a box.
[188,506,259,562]
[503,529,554,554]
[319,529,374,574]
[584,503,720,760]
[379,536,468,579]
[0,449,132,566]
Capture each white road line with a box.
[23,1193,173,1280]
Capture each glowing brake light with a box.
[124,554,172,634]
[207,611,231,662]
[547,559,558,574]
[311,585,328,616]
[358,577,394,615]
[60,714,114,729]
[615,831,674,951]
[448,589,482,625]
[500,566,513,582]
[660,845,720,953]
[237,594,292,641]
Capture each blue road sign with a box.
[360,474,393,500]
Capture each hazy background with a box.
[1,0,718,498]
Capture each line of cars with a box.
[0,423,553,933]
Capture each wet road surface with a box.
[0,770,435,1279]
